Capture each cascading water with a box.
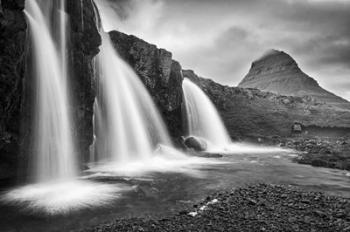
[88,2,224,176]
[182,78,232,150]
[93,32,173,164]
[1,0,126,215]
[182,78,288,153]
[25,0,76,182]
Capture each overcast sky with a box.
[96,0,350,100]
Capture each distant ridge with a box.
[239,49,350,109]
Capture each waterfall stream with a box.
[25,0,76,182]
[92,32,173,164]
[182,78,232,150]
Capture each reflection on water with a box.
[0,150,350,232]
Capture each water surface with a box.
[1,150,349,232]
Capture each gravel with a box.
[81,184,350,232]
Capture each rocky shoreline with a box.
[246,135,350,171]
[281,137,350,171]
[80,184,350,232]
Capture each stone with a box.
[0,0,27,181]
[184,136,208,151]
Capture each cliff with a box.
[109,31,184,138]
[0,0,101,181]
[105,31,350,140]
[67,0,101,162]
[239,49,350,109]
[0,0,26,182]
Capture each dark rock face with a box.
[67,0,101,162]
[0,0,101,181]
[239,49,350,108]
[109,31,184,138]
[0,0,27,181]
[183,70,350,139]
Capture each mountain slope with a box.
[238,50,350,109]
[184,69,350,139]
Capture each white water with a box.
[182,78,290,154]
[182,78,289,153]
[2,180,129,215]
[1,0,128,215]
[93,32,172,164]
[182,78,232,150]
[25,0,76,182]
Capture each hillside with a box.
[184,70,350,139]
[238,50,350,110]
[107,31,350,140]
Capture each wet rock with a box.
[285,137,350,171]
[66,0,101,162]
[109,31,184,138]
[0,0,27,181]
[184,136,208,151]
[0,0,102,181]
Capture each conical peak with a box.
[253,49,298,68]
[246,49,300,78]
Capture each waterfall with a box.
[182,78,232,150]
[93,32,172,164]
[25,0,76,182]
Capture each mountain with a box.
[108,32,350,140]
[238,49,350,109]
[183,69,350,140]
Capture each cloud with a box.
[95,0,164,36]
[96,0,350,100]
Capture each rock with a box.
[109,31,184,138]
[0,0,27,181]
[67,0,101,163]
[292,122,303,133]
[82,184,350,232]
[0,0,101,180]
[184,136,208,151]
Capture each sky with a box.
[95,0,350,100]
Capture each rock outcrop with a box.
[239,49,350,109]
[0,0,27,182]
[109,31,184,138]
[67,0,101,162]
[0,0,101,181]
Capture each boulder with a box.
[184,136,208,151]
